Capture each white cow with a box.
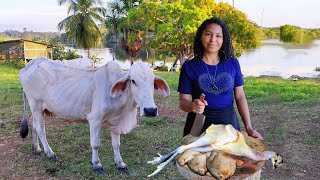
[19,57,170,173]
[61,57,94,69]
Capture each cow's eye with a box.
[131,80,137,86]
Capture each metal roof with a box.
[0,39,53,47]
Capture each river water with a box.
[75,39,320,79]
[238,39,320,79]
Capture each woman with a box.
[178,17,263,139]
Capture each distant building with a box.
[0,39,53,63]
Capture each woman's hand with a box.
[246,127,264,140]
[192,94,208,114]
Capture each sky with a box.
[0,0,319,32]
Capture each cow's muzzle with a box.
[144,107,158,117]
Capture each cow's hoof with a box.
[115,163,130,174]
[32,149,43,155]
[93,167,105,174]
[48,155,58,162]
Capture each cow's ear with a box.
[154,76,170,97]
[110,76,129,97]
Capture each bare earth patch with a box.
[0,135,22,179]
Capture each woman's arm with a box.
[234,86,263,139]
[179,93,207,114]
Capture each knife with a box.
[189,93,206,137]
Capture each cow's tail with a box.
[20,91,29,138]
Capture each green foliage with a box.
[123,1,259,61]
[48,36,62,46]
[213,2,260,57]
[280,25,317,43]
[125,0,212,62]
[105,0,144,42]
[65,49,81,60]
[303,30,318,43]
[1,30,61,43]
[52,45,81,60]
[0,34,14,42]
[89,54,102,66]
[57,0,106,55]
[155,63,169,71]
[52,45,66,60]
[106,1,146,60]
[310,29,320,39]
[0,60,25,70]
[258,27,279,40]
[280,25,300,43]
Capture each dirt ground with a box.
[0,102,319,179]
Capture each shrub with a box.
[0,60,25,69]
[53,45,81,60]
[156,64,169,71]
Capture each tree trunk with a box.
[180,50,186,66]
[115,31,119,44]
[87,48,90,58]
[146,48,149,59]
[170,51,185,72]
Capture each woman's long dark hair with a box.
[193,17,234,63]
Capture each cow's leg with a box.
[31,115,42,154]
[88,119,104,174]
[111,132,129,173]
[33,111,57,161]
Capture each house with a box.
[0,39,53,63]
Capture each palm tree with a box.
[105,0,125,43]
[106,0,143,65]
[106,0,141,44]
[119,27,142,65]
[57,0,106,58]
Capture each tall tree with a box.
[57,0,106,58]
[105,0,144,42]
[106,0,143,64]
[126,0,214,65]
[126,0,259,65]
[105,0,126,43]
[213,2,260,57]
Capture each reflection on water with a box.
[238,39,320,78]
[74,44,161,70]
[75,39,320,78]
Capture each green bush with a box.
[0,60,25,69]
[156,63,169,71]
[53,44,81,60]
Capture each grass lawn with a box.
[0,61,319,179]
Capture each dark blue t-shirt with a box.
[178,57,244,108]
